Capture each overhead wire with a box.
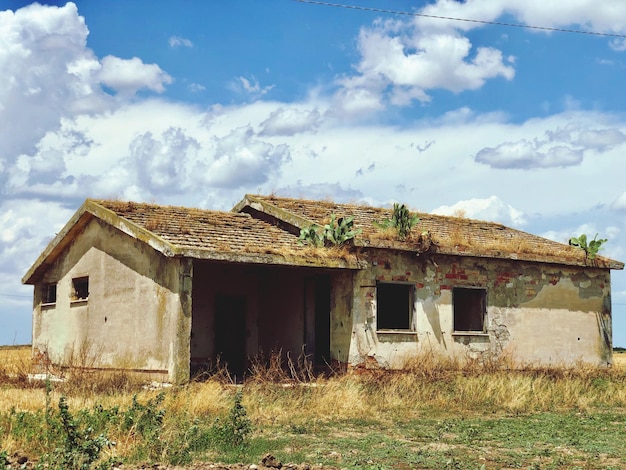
[295,0,626,39]
[0,293,30,298]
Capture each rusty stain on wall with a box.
[340,249,614,369]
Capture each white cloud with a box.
[419,0,626,36]
[203,126,291,188]
[333,0,626,113]
[329,82,386,118]
[169,35,193,48]
[612,191,626,211]
[549,126,626,152]
[128,127,201,192]
[276,182,365,203]
[475,140,583,169]
[0,2,110,160]
[98,56,173,96]
[431,196,527,227]
[335,19,515,112]
[475,121,626,169]
[232,76,274,97]
[0,199,75,275]
[259,108,322,136]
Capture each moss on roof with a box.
[241,195,624,270]
[93,199,358,269]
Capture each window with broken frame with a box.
[71,277,89,302]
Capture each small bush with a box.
[50,396,113,470]
[212,390,251,449]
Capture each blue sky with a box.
[1,0,626,347]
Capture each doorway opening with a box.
[214,295,247,378]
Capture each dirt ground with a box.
[4,451,339,470]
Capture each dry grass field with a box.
[613,350,626,370]
[0,345,30,376]
[1,346,626,468]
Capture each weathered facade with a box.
[23,195,623,382]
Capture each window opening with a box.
[42,283,57,304]
[453,287,486,332]
[376,282,413,330]
[72,277,89,301]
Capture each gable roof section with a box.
[23,199,359,284]
[234,194,624,270]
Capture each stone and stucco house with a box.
[23,194,624,383]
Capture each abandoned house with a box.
[22,194,624,383]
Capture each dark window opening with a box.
[72,277,89,301]
[377,282,413,330]
[42,283,57,304]
[453,287,486,332]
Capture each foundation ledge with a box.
[451,331,490,337]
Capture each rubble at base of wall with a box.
[27,373,64,383]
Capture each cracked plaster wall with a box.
[342,249,612,369]
[32,219,188,382]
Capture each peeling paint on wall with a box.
[342,249,613,369]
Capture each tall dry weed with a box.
[0,346,33,384]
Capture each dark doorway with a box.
[314,276,331,366]
[214,295,247,378]
[305,276,331,367]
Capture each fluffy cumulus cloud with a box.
[0,1,172,171]
[333,18,514,113]
[204,126,290,188]
[98,56,172,96]
[0,2,105,161]
[128,127,201,192]
[431,196,527,227]
[333,0,626,114]
[6,105,294,201]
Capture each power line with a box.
[0,293,30,298]
[295,0,626,39]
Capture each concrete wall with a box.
[32,218,191,382]
[345,249,612,369]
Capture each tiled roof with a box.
[239,195,624,270]
[22,195,624,286]
[91,200,357,269]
